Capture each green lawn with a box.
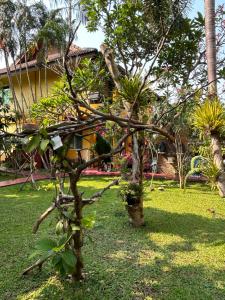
[0,172,18,181]
[0,177,225,300]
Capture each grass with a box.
[0,172,19,181]
[0,177,225,299]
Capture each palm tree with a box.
[1,1,69,111]
[35,8,69,96]
[204,0,225,197]
[205,0,217,95]
[0,1,23,118]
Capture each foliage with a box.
[31,58,109,126]
[156,14,204,85]
[0,0,17,55]
[201,158,220,190]
[114,74,156,121]
[186,148,220,191]
[0,102,16,132]
[197,143,220,191]
[81,0,188,67]
[72,58,108,95]
[31,76,73,126]
[36,8,69,52]
[192,98,225,135]
[120,182,143,205]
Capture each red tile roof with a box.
[0,45,98,76]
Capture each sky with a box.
[0,0,225,67]
[74,0,225,49]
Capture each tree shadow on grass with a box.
[97,207,225,299]
[16,206,225,300]
[12,180,225,300]
[144,207,225,245]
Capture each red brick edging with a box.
[0,170,205,188]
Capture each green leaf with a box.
[25,135,41,153]
[62,260,74,274]
[52,254,62,266]
[30,250,54,264]
[61,249,76,267]
[40,139,49,152]
[52,243,65,252]
[82,214,96,229]
[39,128,48,138]
[53,257,65,275]
[35,238,57,252]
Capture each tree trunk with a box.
[12,56,28,117]
[100,44,145,225]
[39,68,43,98]
[69,172,84,281]
[211,134,225,197]
[205,0,225,197]
[100,44,130,111]
[3,49,23,121]
[205,0,217,95]
[127,131,144,227]
[23,40,36,104]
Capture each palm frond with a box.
[115,75,153,107]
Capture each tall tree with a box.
[82,0,189,226]
[204,0,225,197]
[0,0,71,117]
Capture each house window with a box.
[89,92,102,104]
[70,134,83,150]
[0,87,11,105]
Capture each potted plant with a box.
[120,182,143,206]
[120,182,144,226]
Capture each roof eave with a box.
[0,49,98,78]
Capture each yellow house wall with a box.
[0,68,59,133]
[65,131,96,162]
[10,68,59,116]
[82,130,96,161]
[0,57,112,166]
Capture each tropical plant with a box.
[192,98,225,195]
[192,98,225,135]
[203,0,225,197]
[202,158,220,190]
[81,0,192,227]
[114,75,156,122]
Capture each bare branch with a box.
[82,179,119,206]
[22,257,47,275]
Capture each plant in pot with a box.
[120,182,144,226]
[120,182,143,206]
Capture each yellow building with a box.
[0,45,98,113]
[0,45,102,162]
